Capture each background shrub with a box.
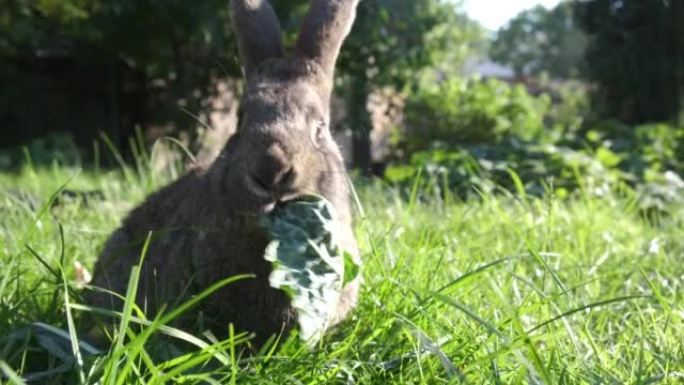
[402,78,550,151]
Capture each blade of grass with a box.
[61,268,86,384]
[106,232,153,385]
[70,303,231,365]
[525,295,649,334]
[0,360,28,385]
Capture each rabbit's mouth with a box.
[245,174,271,199]
[258,197,305,214]
[245,174,302,213]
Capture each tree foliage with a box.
[490,1,587,79]
[575,0,684,124]
[1,0,244,73]
[336,0,483,172]
[0,0,481,171]
[1,0,247,150]
[338,0,481,88]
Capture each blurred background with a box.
[1,0,683,209]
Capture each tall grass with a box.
[0,152,682,384]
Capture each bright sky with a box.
[462,0,562,31]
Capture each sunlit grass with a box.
[0,160,682,384]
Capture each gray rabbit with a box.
[87,0,360,345]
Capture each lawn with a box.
[0,162,682,384]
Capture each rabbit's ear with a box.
[295,0,359,81]
[230,0,284,78]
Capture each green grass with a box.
[0,161,683,384]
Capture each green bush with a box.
[390,74,684,212]
[582,122,684,212]
[581,121,684,175]
[385,122,684,213]
[0,133,82,170]
[385,139,616,202]
[402,77,551,151]
[544,81,591,143]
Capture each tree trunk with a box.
[349,74,372,176]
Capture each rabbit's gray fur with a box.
[87,0,360,345]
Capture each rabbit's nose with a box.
[251,145,295,192]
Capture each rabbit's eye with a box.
[312,121,327,146]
